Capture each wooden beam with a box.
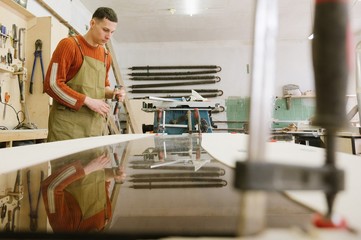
[106,40,141,133]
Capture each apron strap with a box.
[73,36,108,66]
[73,37,84,59]
[103,46,108,67]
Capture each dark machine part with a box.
[142,124,154,133]
[235,162,344,191]
[128,65,222,71]
[128,79,221,89]
[312,0,350,218]
[129,76,221,81]
[128,69,221,76]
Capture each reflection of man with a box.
[41,152,126,232]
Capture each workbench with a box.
[0,129,48,148]
[0,133,358,239]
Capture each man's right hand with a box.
[84,96,110,117]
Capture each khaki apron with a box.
[66,170,108,220]
[48,37,107,142]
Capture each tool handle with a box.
[29,81,33,94]
[4,92,10,103]
[113,101,119,115]
[312,0,350,128]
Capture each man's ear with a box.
[90,19,96,28]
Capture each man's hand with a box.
[114,87,126,102]
[105,86,126,102]
[83,153,111,175]
[84,96,110,117]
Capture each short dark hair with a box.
[92,7,118,23]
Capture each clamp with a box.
[29,39,45,94]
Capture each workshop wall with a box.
[0,1,29,130]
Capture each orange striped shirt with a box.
[44,35,112,110]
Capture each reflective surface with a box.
[0,134,312,238]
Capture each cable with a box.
[0,101,25,129]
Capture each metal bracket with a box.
[234,161,344,192]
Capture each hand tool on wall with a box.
[27,170,44,232]
[12,24,18,59]
[18,28,26,64]
[15,69,26,103]
[7,49,12,66]
[0,25,6,48]
[2,92,10,120]
[30,39,45,94]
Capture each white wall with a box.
[117,41,252,98]
[26,0,359,99]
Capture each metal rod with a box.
[128,65,221,71]
[129,76,221,81]
[129,182,227,189]
[129,89,223,94]
[130,172,225,178]
[128,178,225,183]
[128,70,220,76]
[132,93,222,99]
[128,79,220,89]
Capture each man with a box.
[41,148,126,232]
[44,7,125,142]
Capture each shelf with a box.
[0,63,15,73]
[2,0,35,18]
[0,129,48,146]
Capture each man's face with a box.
[91,18,117,45]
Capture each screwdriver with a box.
[3,92,10,120]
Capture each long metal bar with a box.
[129,76,220,81]
[128,70,220,76]
[129,89,223,94]
[129,65,221,71]
[128,79,220,89]
[132,93,222,99]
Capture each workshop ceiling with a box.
[79,0,361,43]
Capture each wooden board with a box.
[0,134,151,175]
